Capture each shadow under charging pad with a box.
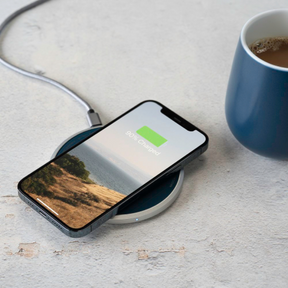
[52,127,184,224]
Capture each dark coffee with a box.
[249,37,288,68]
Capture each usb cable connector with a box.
[87,110,102,127]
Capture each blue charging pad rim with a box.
[52,127,184,224]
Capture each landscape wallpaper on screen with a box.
[21,152,127,229]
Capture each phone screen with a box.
[19,102,206,230]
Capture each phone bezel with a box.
[18,100,209,236]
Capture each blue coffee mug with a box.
[226,9,288,159]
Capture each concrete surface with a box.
[1,0,288,287]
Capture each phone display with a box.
[18,101,208,236]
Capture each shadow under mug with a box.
[226,9,288,160]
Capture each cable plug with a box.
[87,110,102,127]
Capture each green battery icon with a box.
[136,126,167,147]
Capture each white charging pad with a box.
[52,127,184,224]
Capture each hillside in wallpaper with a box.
[21,154,126,229]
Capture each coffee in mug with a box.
[225,9,288,159]
[249,37,288,68]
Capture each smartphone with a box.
[18,100,208,237]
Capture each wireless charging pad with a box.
[52,127,184,224]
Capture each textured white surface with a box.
[1,0,288,287]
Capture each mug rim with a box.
[241,9,288,72]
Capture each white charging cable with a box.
[0,0,102,127]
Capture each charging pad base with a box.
[52,127,184,224]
